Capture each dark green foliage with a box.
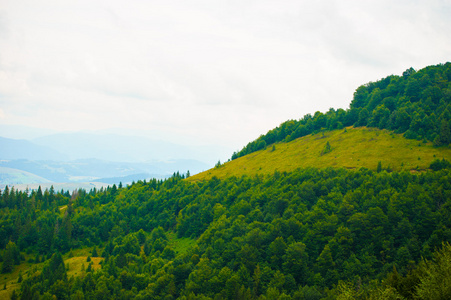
[1,241,19,273]
[232,62,451,160]
[20,251,68,298]
[346,242,451,299]
[5,167,447,298]
[430,158,451,170]
[320,141,332,155]
[10,289,18,300]
[435,119,451,146]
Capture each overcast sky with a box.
[1,0,450,155]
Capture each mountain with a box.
[0,166,52,186]
[0,136,67,160]
[231,62,451,160]
[0,124,58,140]
[190,126,451,181]
[0,158,209,186]
[0,132,214,187]
[32,132,229,164]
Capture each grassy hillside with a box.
[190,126,451,181]
[0,166,52,186]
[231,63,451,160]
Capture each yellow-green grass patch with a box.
[166,231,196,255]
[65,256,103,278]
[0,260,34,300]
[189,127,451,181]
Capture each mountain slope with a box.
[0,167,52,186]
[0,158,209,185]
[0,136,67,160]
[231,62,451,160]
[190,126,451,181]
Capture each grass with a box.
[166,231,196,255]
[189,127,451,181]
[0,235,193,299]
[0,259,34,300]
[65,256,103,278]
[0,247,104,299]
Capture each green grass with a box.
[189,127,451,181]
[65,256,103,278]
[0,235,194,299]
[0,247,104,299]
[0,260,33,300]
[166,231,196,255]
[0,167,52,186]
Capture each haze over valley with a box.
[0,130,218,189]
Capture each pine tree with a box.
[1,241,17,273]
[377,161,382,173]
[439,119,451,145]
[92,246,98,257]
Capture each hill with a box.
[0,166,52,186]
[190,126,451,181]
[0,158,209,187]
[231,62,451,160]
[2,63,451,299]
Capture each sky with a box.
[1,0,451,157]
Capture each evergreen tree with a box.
[437,119,451,145]
[415,243,451,299]
[1,241,16,273]
[92,247,98,257]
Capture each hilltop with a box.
[190,126,451,181]
[189,62,451,181]
[231,62,451,160]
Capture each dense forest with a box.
[1,165,451,299]
[232,63,451,160]
[1,62,451,299]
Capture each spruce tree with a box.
[377,161,382,173]
[92,246,98,258]
[439,119,451,145]
[1,241,18,273]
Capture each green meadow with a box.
[191,127,451,181]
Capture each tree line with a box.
[232,62,451,160]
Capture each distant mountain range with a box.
[31,132,218,163]
[0,136,67,161]
[0,158,208,183]
[0,132,217,188]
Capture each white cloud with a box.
[0,0,450,155]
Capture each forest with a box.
[1,62,451,299]
[1,165,451,299]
